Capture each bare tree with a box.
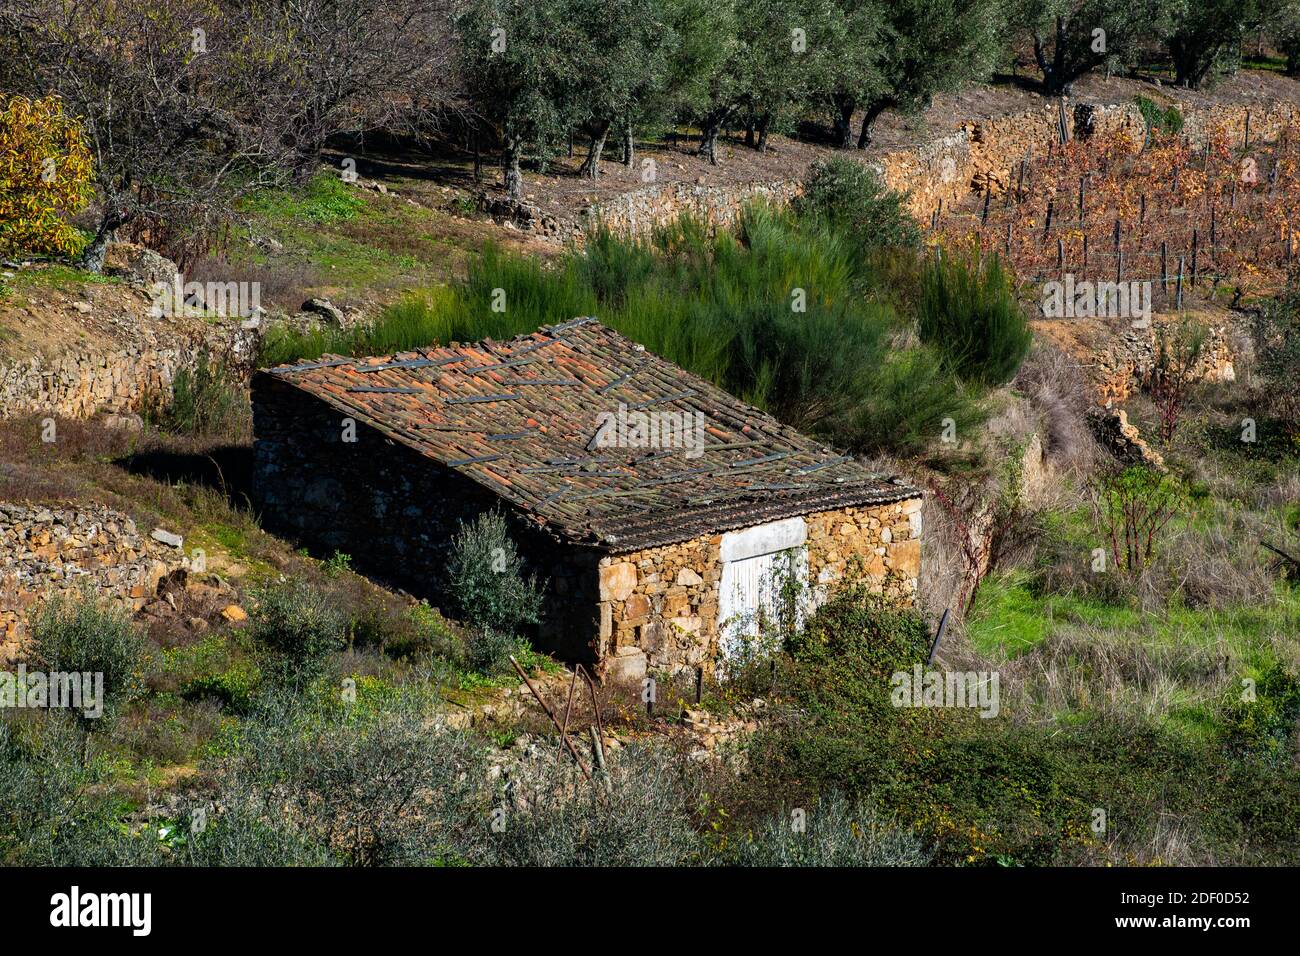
[236,0,464,174]
[0,0,463,269]
[1,0,297,270]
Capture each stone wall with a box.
[0,250,261,421]
[579,180,804,239]
[0,339,250,420]
[597,496,923,678]
[482,180,803,243]
[489,97,1300,245]
[0,503,186,662]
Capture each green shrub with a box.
[197,700,489,865]
[156,355,250,438]
[0,718,161,865]
[383,601,465,662]
[726,791,930,866]
[250,581,347,688]
[1223,660,1300,756]
[259,208,988,458]
[26,595,146,732]
[488,744,700,866]
[1253,280,1300,442]
[1134,96,1184,137]
[464,626,528,677]
[793,156,921,251]
[918,250,1031,387]
[180,662,260,715]
[446,511,544,634]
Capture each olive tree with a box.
[847,0,1006,149]
[457,0,581,197]
[1014,0,1174,94]
[568,0,676,178]
[1163,0,1279,89]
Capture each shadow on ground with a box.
[117,445,255,509]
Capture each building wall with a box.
[597,496,923,677]
[251,375,603,662]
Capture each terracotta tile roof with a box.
[259,318,921,551]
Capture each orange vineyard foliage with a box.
[934,124,1300,307]
[0,94,94,258]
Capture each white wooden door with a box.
[717,517,809,658]
[721,550,781,640]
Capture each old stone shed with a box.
[252,318,922,678]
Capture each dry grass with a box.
[1013,342,1105,478]
[1000,624,1230,722]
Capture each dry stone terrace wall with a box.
[0,307,260,421]
[1,242,261,421]
[598,496,923,678]
[0,503,186,662]
[579,179,803,239]
[2,343,220,420]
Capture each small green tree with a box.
[1149,316,1206,444]
[1092,466,1186,575]
[1253,277,1300,441]
[447,511,544,633]
[794,156,921,250]
[27,595,146,762]
[251,580,347,689]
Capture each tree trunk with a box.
[1033,17,1072,95]
[621,116,634,168]
[744,119,756,148]
[81,210,126,274]
[696,109,732,166]
[579,120,611,179]
[503,137,523,200]
[856,99,892,150]
[756,114,771,153]
[831,93,855,148]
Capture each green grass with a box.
[968,567,1300,660]
[240,172,364,224]
[5,263,124,292]
[227,171,479,302]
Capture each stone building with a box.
[252,318,922,678]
